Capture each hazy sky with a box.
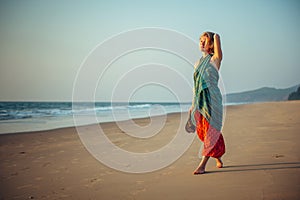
[0,0,299,102]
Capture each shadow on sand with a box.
[208,162,300,174]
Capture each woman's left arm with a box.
[212,33,223,70]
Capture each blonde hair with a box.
[200,31,214,54]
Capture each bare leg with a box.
[216,157,223,168]
[193,156,210,175]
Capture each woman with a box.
[190,31,225,175]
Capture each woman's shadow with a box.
[209,162,300,173]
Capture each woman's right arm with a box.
[190,88,195,111]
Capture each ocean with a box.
[0,102,192,134]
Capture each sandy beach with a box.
[0,101,299,200]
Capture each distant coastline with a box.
[225,84,299,105]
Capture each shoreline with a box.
[0,111,185,135]
[0,100,293,135]
[0,101,299,199]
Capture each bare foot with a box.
[193,166,205,175]
[216,158,223,168]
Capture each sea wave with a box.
[0,102,187,121]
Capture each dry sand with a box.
[0,101,299,200]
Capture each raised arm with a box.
[212,33,223,69]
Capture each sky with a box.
[0,0,299,102]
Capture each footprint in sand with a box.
[84,177,103,188]
[273,154,284,158]
[89,177,103,184]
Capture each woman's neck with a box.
[202,51,209,57]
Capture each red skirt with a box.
[194,110,225,158]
